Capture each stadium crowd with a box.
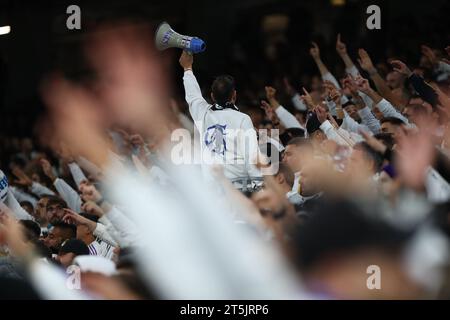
[0,23,450,299]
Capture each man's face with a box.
[381,122,401,136]
[344,104,360,122]
[57,252,76,268]
[46,203,65,224]
[386,71,403,89]
[283,144,310,173]
[35,197,49,221]
[44,227,64,252]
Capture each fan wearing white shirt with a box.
[282,138,314,202]
[179,51,262,186]
[76,213,115,260]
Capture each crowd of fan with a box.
[1,24,450,299]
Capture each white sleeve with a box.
[436,61,450,77]
[359,92,374,109]
[320,120,354,147]
[425,167,450,203]
[183,70,210,123]
[322,72,341,89]
[275,105,304,129]
[346,65,360,78]
[341,111,371,135]
[68,162,87,189]
[76,156,102,180]
[5,189,34,220]
[291,94,307,111]
[9,186,38,208]
[376,99,409,124]
[358,106,381,134]
[53,178,82,212]
[93,220,119,247]
[326,100,337,116]
[102,206,140,247]
[30,182,56,197]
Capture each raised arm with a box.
[265,86,304,129]
[180,51,209,122]
[356,75,409,124]
[357,48,404,108]
[41,159,82,212]
[336,33,358,75]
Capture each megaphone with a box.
[155,21,206,54]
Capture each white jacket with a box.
[183,70,261,180]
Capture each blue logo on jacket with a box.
[204,124,227,155]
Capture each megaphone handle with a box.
[184,49,193,56]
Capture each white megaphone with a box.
[155,21,206,54]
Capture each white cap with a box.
[0,170,8,203]
[73,255,117,276]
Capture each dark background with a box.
[0,0,448,136]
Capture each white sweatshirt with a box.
[183,70,261,180]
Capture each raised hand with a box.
[395,128,434,191]
[40,158,56,182]
[79,183,103,203]
[390,59,412,77]
[354,75,371,93]
[179,50,194,70]
[336,33,347,56]
[62,208,96,232]
[11,166,33,187]
[260,100,277,124]
[314,105,328,124]
[359,130,387,154]
[264,86,277,102]
[283,77,296,97]
[300,87,315,110]
[81,201,105,217]
[342,75,358,95]
[421,45,438,67]
[323,80,341,104]
[309,42,321,60]
[357,49,376,73]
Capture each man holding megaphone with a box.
[179,51,262,190]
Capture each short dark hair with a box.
[52,222,77,239]
[342,101,355,108]
[211,75,235,105]
[279,128,305,145]
[19,201,33,210]
[286,137,313,150]
[19,220,41,241]
[46,196,68,209]
[380,116,405,126]
[305,112,321,135]
[354,142,384,172]
[80,213,99,223]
